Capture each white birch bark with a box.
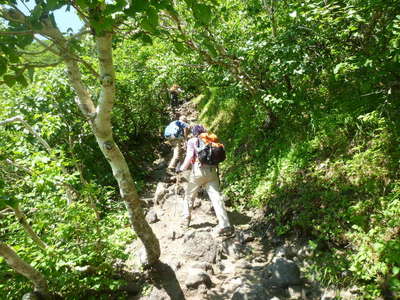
[0,5,161,265]
[0,242,50,298]
[40,21,160,265]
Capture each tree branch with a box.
[0,30,33,35]
[33,37,62,56]
[0,6,29,25]
[0,116,51,151]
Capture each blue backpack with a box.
[164,121,185,139]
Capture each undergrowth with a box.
[194,87,400,298]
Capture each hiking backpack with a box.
[196,132,226,165]
[164,121,184,139]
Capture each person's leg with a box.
[182,175,201,225]
[168,140,180,169]
[205,176,231,230]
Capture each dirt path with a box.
[124,100,352,300]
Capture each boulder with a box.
[185,268,212,289]
[264,258,301,288]
[183,231,218,263]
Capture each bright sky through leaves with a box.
[17,0,84,33]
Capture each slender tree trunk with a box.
[0,242,50,299]
[1,7,161,266]
[90,34,160,264]
[11,205,48,251]
[44,28,160,264]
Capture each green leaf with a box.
[16,34,34,48]
[0,56,7,76]
[132,0,150,12]
[172,41,186,55]
[105,2,125,15]
[16,74,28,87]
[3,74,16,87]
[8,51,20,64]
[140,8,159,34]
[76,0,88,9]
[140,33,153,45]
[47,0,64,10]
[192,3,211,25]
[203,40,218,57]
[146,7,159,28]
[27,67,35,81]
[151,0,171,9]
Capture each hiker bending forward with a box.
[177,125,232,235]
[167,116,189,170]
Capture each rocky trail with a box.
[123,100,358,300]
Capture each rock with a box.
[154,182,168,205]
[275,246,287,258]
[183,231,218,263]
[192,199,201,208]
[228,277,244,291]
[241,231,255,243]
[236,260,252,270]
[321,289,337,300]
[122,281,141,295]
[231,284,268,300]
[220,238,244,259]
[264,258,301,288]
[288,286,304,299]
[22,292,41,300]
[198,283,208,295]
[145,209,159,224]
[252,256,265,263]
[171,260,182,271]
[138,247,149,266]
[185,268,212,289]
[169,229,184,241]
[190,262,214,274]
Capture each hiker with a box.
[176,124,233,236]
[169,84,183,107]
[164,116,190,170]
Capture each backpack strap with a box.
[195,137,202,167]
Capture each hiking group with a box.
[164,115,234,237]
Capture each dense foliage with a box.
[0,0,399,298]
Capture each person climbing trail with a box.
[169,84,184,111]
[164,116,190,171]
[176,124,233,236]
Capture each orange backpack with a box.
[196,133,226,165]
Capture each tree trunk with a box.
[11,205,48,251]
[0,242,50,299]
[1,7,161,266]
[90,34,160,264]
[45,29,160,264]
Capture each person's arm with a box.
[183,123,190,139]
[180,139,196,171]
